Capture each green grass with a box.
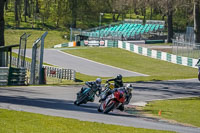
[46,72,110,85]
[143,97,200,127]
[63,47,197,82]
[0,108,174,133]
[5,29,68,48]
[147,43,172,46]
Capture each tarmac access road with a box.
[0,79,200,133]
[23,49,148,77]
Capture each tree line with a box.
[0,0,200,56]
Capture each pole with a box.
[99,14,101,41]
[99,13,104,41]
[70,28,73,42]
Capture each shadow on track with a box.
[0,95,143,119]
[133,80,200,96]
[0,95,102,114]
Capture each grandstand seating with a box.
[81,21,165,40]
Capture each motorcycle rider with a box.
[100,84,133,111]
[77,78,102,102]
[124,84,133,105]
[106,74,123,88]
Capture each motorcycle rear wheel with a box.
[75,94,88,106]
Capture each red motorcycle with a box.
[98,89,126,114]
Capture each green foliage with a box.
[5,29,68,48]
[0,108,174,133]
[3,0,194,31]
[143,97,200,127]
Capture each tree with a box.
[36,0,40,13]
[0,0,6,67]
[157,0,176,43]
[194,0,200,44]
[138,0,148,23]
[24,0,29,22]
[14,0,20,27]
[167,0,173,43]
[69,0,78,28]
[108,0,130,22]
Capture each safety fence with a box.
[172,39,200,59]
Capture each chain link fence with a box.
[172,34,200,59]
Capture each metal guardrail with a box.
[0,67,9,86]
[8,67,27,86]
[9,56,76,81]
[44,66,76,81]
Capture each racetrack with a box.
[23,49,148,77]
[0,79,200,133]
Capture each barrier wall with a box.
[0,67,9,86]
[117,41,198,68]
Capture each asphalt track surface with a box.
[0,79,200,133]
[23,49,148,77]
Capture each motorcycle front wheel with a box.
[103,102,116,114]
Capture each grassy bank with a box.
[0,109,173,133]
[63,47,197,82]
[5,29,68,48]
[143,97,200,127]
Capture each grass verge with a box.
[143,97,200,127]
[0,108,174,133]
[63,47,197,82]
[46,72,110,85]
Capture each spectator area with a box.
[81,20,165,40]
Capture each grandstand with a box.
[80,20,165,41]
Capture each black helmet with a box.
[116,74,122,80]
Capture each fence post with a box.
[39,32,48,84]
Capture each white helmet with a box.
[96,78,102,85]
[126,84,133,91]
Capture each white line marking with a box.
[55,49,149,76]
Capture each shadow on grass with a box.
[75,78,83,82]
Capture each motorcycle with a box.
[74,86,99,106]
[99,83,114,100]
[98,88,126,114]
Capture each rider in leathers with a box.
[77,78,102,102]
[106,74,123,88]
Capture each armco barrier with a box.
[0,67,9,86]
[54,43,68,48]
[117,41,198,68]
[9,56,76,81]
